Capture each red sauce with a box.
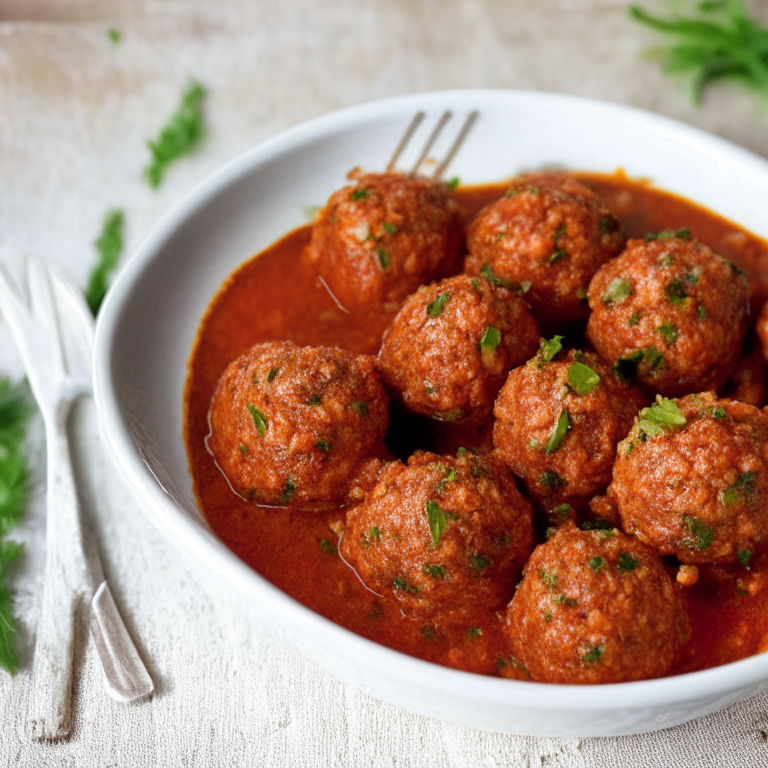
[185,173,768,678]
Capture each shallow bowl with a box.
[93,89,768,736]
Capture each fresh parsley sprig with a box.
[0,377,34,675]
[85,209,124,316]
[630,1,768,104]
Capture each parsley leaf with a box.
[479,326,502,355]
[85,209,124,316]
[538,336,564,365]
[683,514,714,550]
[602,277,632,306]
[427,292,451,317]
[247,403,268,435]
[545,409,572,455]
[567,360,600,395]
[657,321,679,345]
[425,500,449,548]
[637,396,687,437]
[144,81,207,189]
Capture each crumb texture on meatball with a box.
[609,393,768,564]
[587,235,750,396]
[492,342,645,514]
[465,172,624,327]
[207,341,389,510]
[506,523,689,684]
[340,451,534,621]
[377,274,541,426]
[306,169,464,312]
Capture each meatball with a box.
[756,301,768,364]
[720,332,767,408]
[465,172,624,327]
[377,274,541,426]
[609,392,768,564]
[305,169,464,313]
[492,343,645,515]
[586,235,750,397]
[208,341,389,510]
[340,451,534,620]
[506,523,689,684]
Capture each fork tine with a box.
[26,256,67,381]
[432,110,479,181]
[0,262,31,340]
[386,111,425,173]
[410,111,452,177]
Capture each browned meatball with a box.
[586,235,750,397]
[492,342,645,515]
[208,341,389,510]
[506,523,689,684]
[340,451,534,620]
[720,332,767,408]
[465,172,624,328]
[609,392,768,564]
[377,274,541,427]
[305,169,464,313]
[756,301,768,363]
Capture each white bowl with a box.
[93,90,768,737]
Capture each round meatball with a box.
[377,274,541,426]
[208,341,389,510]
[609,392,768,564]
[465,172,624,327]
[306,169,464,313]
[506,523,689,684]
[492,345,645,514]
[340,451,534,620]
[756,301,768,363]
[586,235,750,397]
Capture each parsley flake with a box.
[589,556,606,572]
[86,209,124,316]
[382,222,397,235]
[581,643,605,665]
[247,403,268,435]
[657,321,678,345]
[665,278,688,305]
[541,471,567,489]
[348,401,368,415]
[545,409,572,455]
[737,549,753,568]
[267,367,279,383]
[538,336,564,365]
[683,514,714,550]
[479,326,502,356]
[427,292,451,317]
[617,552,640,572]
[567,360,600,395]
[350,187,369,201]
[422,564,448,579]
[425,500,449,548]
[376,248,390,270]
[392,575,420,594]
[602,278,632,306]
[637,396,686,438]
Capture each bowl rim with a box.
[92,88,768,712]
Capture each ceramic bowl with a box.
[92,90,768,736]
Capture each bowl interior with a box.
[94,89,768,734]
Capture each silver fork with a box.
[0,257,153,740]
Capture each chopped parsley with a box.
[348,401,368,415]
[683,514,714,550]
[538,335,563,365]
[644,346,664,370]
[392,575,420,594]
[613,350,644,382]
[657,321,679,345]
[553,503,573,519]
[315,440,329,452]
[737,549,753,568]
[658,254,674,267]
[545,409,572,455]
[665,278,688,305]
[445,177,460,190]
[549,249,568,266]
[637,396,686,438]
[479,326,502,356]
[85,209,125,316]
[468,627,483,639]
[581,643,605,665]
[538,568,558,587]
[427,291,451,317]
[381,222,397,235]
[239,444,249,456]
[628,312,641,327]
[280,476,296,503]
[697,304,707,319]
[721,472,756,505]
[350,187,369,201]
[617,552,640,572]
[602,277,632,306]
[589,556,606,572]
[363,527,381,547]
[306,394,322,407]
[479,264,530,295]
[319,539,337,555]
[540,471,567,489]
[645,228,691,241]
[267,367,279,383]
[425,500,449,548]
[108,28,121,44]
[144,81,207,189]
[247,403,268,435]
[684,271,701,285]
[422,564,448,579]
[567,360,600,395]
[711,407,727,420]
[470,553,492,571]
[375,248,390,270]
[553,593,577,607]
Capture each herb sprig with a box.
[85,209,124,316]
[629,2,768,105]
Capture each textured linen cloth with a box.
[2,1,768,765]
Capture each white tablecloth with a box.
[2,1,768,765]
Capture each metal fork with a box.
[0,257,153,740]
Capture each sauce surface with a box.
[185,173,768,677]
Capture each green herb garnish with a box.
[350,187,369,201]
[425,500,449,548]
[280,476,296,503]
[711,406,727,420]
[348,401,368,415]
[657,321,679,345]
[540,471,567,489]
[470,553,492,571]
[446,177,460,190]
[628,312,641,327]
[319,539,337,555]
[538,335,564,365]
[108,28,121,44]
[144,81,207,189]
[549,249,568,266]
[553,503,573,519]
[479,325,502,356]
[427,292,451,317]
[375,248,390,270]
[85,209,124,315]
[392,575,420,594]
[306,394,322,407]
[737,549,753,568]
[629,2,768,105]
[545,409,572,455]
[665,278,688,305]
[683,514,714,550]
[480,263,512,288]
[721,472,756,504]
[589,556,606,572]
[645,228,691,241]
[381,222,397,235]
[613,350,644,381]
[617,552,640,572]
[637,396,687,438]
[247,403,268,435]
[468,627,482,639]
[422,564,448,579]
[538,568,558,587]
[602,277,632,306]
[581,643,605,665]
[315,440,329,452]
[267,367,279,383]
[567,360,600,395]
[363,527,381,547]
[239,444,249,455]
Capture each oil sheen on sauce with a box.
[185,173,768,678]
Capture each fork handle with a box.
[28,405,90,740]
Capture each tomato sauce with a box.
[185,172,768,678]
